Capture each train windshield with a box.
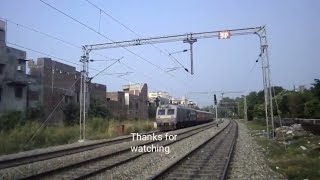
[167,109,175,115]
[158,109,165,115]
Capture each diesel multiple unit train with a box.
[156,104,214,131]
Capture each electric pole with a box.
[244,95,248,121]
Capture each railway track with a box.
[0,130,161,170]
[1,121,221,179]
[150,120,238,180]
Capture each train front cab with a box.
[156,105,177,131]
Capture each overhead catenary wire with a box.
[1,13,182,93]
[6,38,166,94]
[90,57,123,80]
[39,0,197,93]
[0,16,114,61]
[39,0,173,76]
[84,0,188,70]
[7,41,81,67]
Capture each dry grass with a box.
[0,118,155,156]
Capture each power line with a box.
[7,41,81,67]
[39,0,197,94]
[90,57,123,80]
[39,0,173,76]
[84,0,188,70]
[0,16,113,61]
[24,76,80,147]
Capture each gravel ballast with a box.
[228,120,286,180]
[90,120,231,180]
[0,121,223,179]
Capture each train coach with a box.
[156,104,214,131]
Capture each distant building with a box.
[123,83,148,120]
[171,96,189,105]
[106,91,126,119]
[298,85,306,92]
[148,91,171,106]
[107,83,148,120]
[89,82,107,104]
[0,20,29,116]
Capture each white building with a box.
[148,91,171,105]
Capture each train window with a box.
[167,109,175,115]
[158,109,165,115]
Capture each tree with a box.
[311,79,320,100]
[287,92,307,118]
[304,99,320,118]
[88,99,112,119]
[278,94,289,117]
[0,111,23,131]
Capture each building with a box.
[148,91,171,106]
[123,83,148,120]
[0,20,29,116]
[106,91,126,119]
[298,85,306,92]
[28,58,107,123]
[106,83,148,120]
[28,57,80,123]
[89,82,107,104]
[171,96,189,105]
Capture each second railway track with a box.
[151,120,238,180]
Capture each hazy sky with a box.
[1,0,319,107]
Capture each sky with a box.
[0,0,319,107]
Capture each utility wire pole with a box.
[244,95,248,121]
[79,48,89,142]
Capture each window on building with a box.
[15,87,23,98]
[17,60,24,71]
[167,109,175,115]
[158,109,165,115]
[0,64,5,74]
[135,103,138,109]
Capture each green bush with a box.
[27,103,44,120]
[0,122,78,155]
[0,117,155,155]
[0,111,24,131]
[304,99,320,118]
[63,103,79,126]
[89,99,112,119]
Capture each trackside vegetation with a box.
[246,120,320,179]
[0,117,154,155]
[0,99,155,155]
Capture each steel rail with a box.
[149,120,238,180]
[21,122,220,179]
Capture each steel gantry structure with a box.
[78,26,275,141]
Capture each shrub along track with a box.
[150,120,238,180]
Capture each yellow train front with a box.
[156,104,214,131]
